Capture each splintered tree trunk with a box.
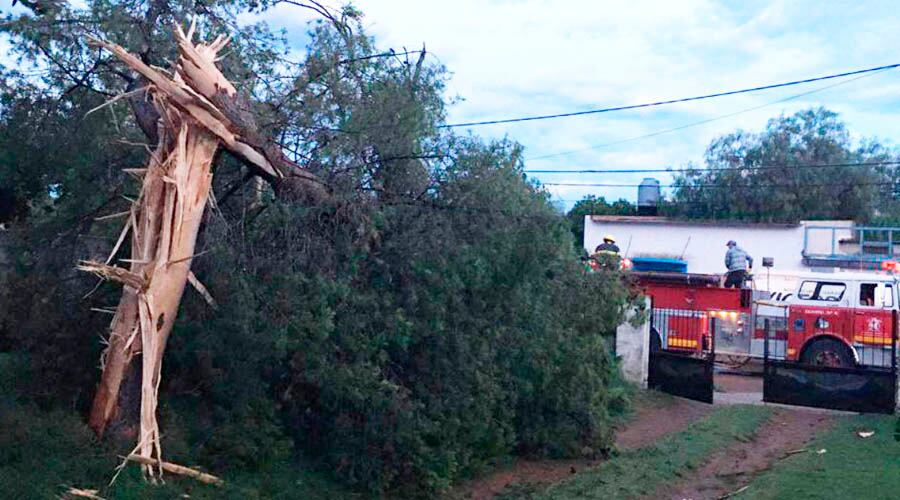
[81,24,324,472]
[82,103,218,464]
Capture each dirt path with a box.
[615,393,713,450]
[715,373,763,393]
[655,409,833,500]
[450,393,713,499]
[448,458,592,500]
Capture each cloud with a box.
[250,0,900,207]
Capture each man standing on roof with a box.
[724,240,753,288]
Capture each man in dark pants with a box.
[724,240,753,288]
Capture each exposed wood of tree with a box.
[80,24,325,472]
[124,454,224,485]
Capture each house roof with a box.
[587,215,853,229]
[588,215,800,228]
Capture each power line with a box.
[442,63,900,128]
[525,160,900,175]
[542,180,900,189]
[525,67,896,161]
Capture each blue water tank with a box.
[631,257,687,273]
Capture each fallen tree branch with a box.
[64,487,106,499]
[718,485,749,499]
[124,454,224,486]
[87,25,329,204]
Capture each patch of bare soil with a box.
[450,392,714,499]
[615,393,714,450]
[714,373,763,394]
[448,458,594,500]
[656,409,833,500]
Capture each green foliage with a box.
[669,108,900,222]
[161,139,633,494]
[0,2,636,497]
[565,196,634,250]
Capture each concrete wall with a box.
[803,223,855,255]
[615,298,650,388]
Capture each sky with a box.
[243,0,900,208]
[5,1,898,209]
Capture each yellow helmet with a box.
[603,234,616,243]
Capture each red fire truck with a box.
[637,270,899,368]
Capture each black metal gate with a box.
[762,315,898,414]
[648,307,715,403]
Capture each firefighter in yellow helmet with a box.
[591,234,621,270]
[594,234,620,255]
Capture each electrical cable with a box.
[441,63,900,128]
[525,160,900,175]
[525,67,897,161]
[541,180,900,188]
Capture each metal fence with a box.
[651,308,713,356]
[762,312,898,414]
[648,307,715,403]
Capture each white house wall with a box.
[584,217,855,294]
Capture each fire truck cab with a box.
[639,270,899,368]
[755,272,898,368]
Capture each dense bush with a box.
[151,141,634,494]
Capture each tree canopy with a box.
[668,107,900,222]
[565,196,634,249]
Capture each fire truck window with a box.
[798,281,846,301]
[798,281,818,299]
[884,284,895,308]
[818,283,846,301]
[859,283,877,307]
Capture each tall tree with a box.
[1,0,450,438]
[566,196,634,249]
[669,107,899,222]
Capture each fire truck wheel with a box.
[650,328,662,352]
[800,338,855,368]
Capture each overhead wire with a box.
[541,180,900,189]
[525,67,898,162]
[525,160,900,175]
[442,63,900,128]
[441,63,900,128]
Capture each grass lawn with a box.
[501,404,773,499]
[738,413,900,500]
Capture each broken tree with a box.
[81,23,326,472]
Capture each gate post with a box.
[615,297,651,388]
[893,310,898,411]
